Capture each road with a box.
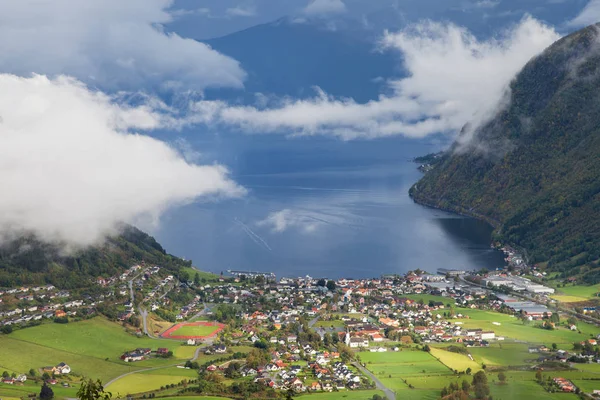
[352,362,396,400]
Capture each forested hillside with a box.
[0,226,192,289]
[411,24,600,282]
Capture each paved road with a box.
[353,361,396,400]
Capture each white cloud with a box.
[257,209,320,234]
[190,17,559,140]
[0,0,245,92]
[226,5,257,17]
[0,74,244,249]
[304,0,347,15]
[568,0,600,27]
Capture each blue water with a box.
[154,134,506,279]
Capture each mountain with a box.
[410,24,600,282]
[203,16,400,103]
[0,226,192,289]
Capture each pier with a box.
[227,269,276,279]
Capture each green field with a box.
[491,381,579,400]
[157,397,232,400]
[0,317,190,387]
[108,373,192,395]
[404,294,454,306]
[296,390,386,400]
[360,350,453,392]
[429,347,481,372]
[172,324,220,337]
[10,317,183,361]
[554,284,600,299]
[468,343,534,366]
[457,308,593,345]
[0,380,81,399]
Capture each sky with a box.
[0,0,598,249]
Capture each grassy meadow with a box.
[0,317,191,386]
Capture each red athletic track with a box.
[160,321,225,340]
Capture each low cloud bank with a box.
[190,17,559,140]
[0,74,244,249]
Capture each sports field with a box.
[161,321,225,340]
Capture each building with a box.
[480,331,495,340]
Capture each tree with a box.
[29,368,36,377]
[466,367,472,375]
[498,371,506,383]
[552,343,557,351]
[472,371,488,386]
[536,370,542,382]
[194,272,200,286]
[462,380,471,392]
[40,383,54,400]
[179,271,190,283]
[326,280,336,291]
[317,278,326,287]
[77,379,112,400]
[2,371,9,378]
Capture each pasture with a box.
[429,347,480,372]
[467,343,534,366]
[457,309,591,345]
[490,380,579,400]
[295,390,386,400]
[10,317,183,360]
[108,373,192,395]
[360,349,452,392]
[556,284,600,299]
[0,317,192,384]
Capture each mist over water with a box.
[155,134,506,279]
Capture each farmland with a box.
[0,317,189,384]
[109,371,195,395]
[456,309,594,346]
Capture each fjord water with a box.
[155,135,506,279]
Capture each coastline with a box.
[409,180,531,265]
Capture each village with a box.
[2,264,600,399]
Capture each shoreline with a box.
[409,180,531,266]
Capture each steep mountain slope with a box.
[0,226,192,289]
[410,24,600,281]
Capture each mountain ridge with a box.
[0,225,192,289]
[410,23,600,281]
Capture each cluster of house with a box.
[224,357,362,392]
[552,377,577,392]
[0,284,97,327]
[120,347,170,362]
[1,374,27,385]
